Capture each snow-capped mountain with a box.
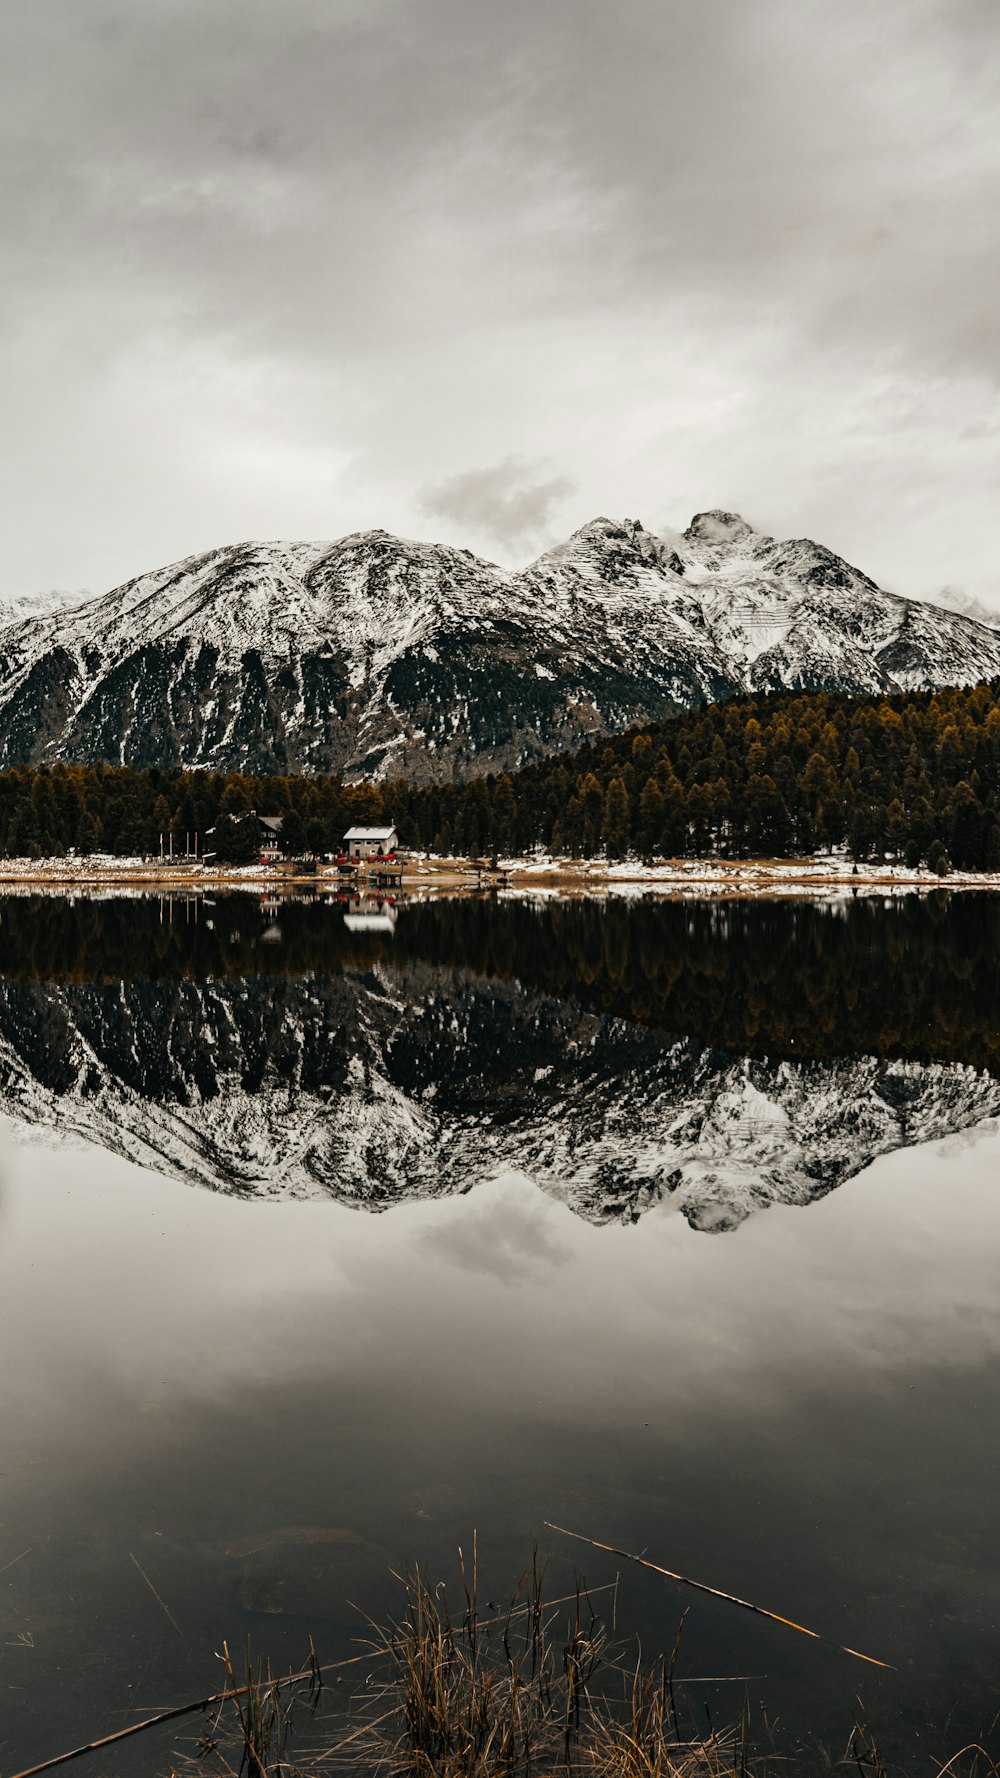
[1,511,999,781]
[1,963,997,1233]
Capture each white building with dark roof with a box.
[343,824,398,860]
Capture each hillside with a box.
[397,679,1000,871]
[0,510,998,782]
[1,678,1000,870]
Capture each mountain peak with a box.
[559,515,633,548]
[683,510,757,547]
[534,516,685,579]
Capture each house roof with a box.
[344,825,397,840]
[258,814,284,835]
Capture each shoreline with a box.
[0,852,995,896]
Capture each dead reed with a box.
[172,1548,744,1778]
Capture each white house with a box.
[343,824,398,860]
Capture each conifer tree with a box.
[602,777,630,858]
[75,809,102,855]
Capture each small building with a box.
[257,813,284,862]
[343,824,398,860]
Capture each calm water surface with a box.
[0,891,998,1773]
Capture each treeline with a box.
[0,763,390,862]
[397,678,1000,871]
[1,679,1000,868]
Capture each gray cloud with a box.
[419,459,575,550]
[424,1183,571,1287]
[1,0,998,603]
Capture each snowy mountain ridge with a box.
[1,510,999,781]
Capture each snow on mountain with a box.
[1,964,997,1233]
[934,586,1000,629]
[1,512,999,781]
[0,587,91,626]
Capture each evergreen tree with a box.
[280,807,305,856]
[602,777,630,858]
[928,838,951,875]
[152,795,172,854]
[75,809,102,855]
[213,813,260,864]
[637,778,664,856]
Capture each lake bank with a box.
[0,850,997,897]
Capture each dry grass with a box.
[172,1551,749,1778]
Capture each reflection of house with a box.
[343,895,398,933]
[343,824,398,860]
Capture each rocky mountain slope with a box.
[0,511,998,781]
[1,962,997,1233]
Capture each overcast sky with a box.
[3,0,998,607]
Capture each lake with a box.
[0,889,998,1774]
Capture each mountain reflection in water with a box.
[0,890,997,1233]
